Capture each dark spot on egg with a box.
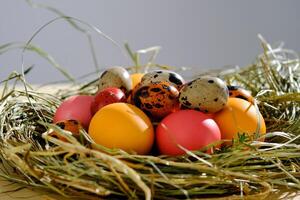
[141,91,150,98]
[50,133,59,139]
[150,87,161,92]
[153,74,159,78]
[236,95,248,101]
[70,120,78,125]
[144,103,153,109]
[184,101,192,106]
[208,80,214,84]
[133,87,149,108]
[100,71,108,78]
[157,71,163,74]
[214,98,218,102]
[133,96,142,108]
[181,96,188,101]
[57,122,65,129]
[187,82,193,86]
[169,73,183,85]
[154,103,164,108]
[227,85,239,91]
[204,109,209,113]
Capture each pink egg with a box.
[53,95,94,130]
[156,110,221,155]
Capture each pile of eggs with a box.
[53,66,266,155]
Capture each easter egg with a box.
[50,119,82,141]
[53,95,94,130]
[98,66,132,94]
[91,87,126,115]
[179,76,229,113]
[131,73,144,89]
[156,110,221,155]
[88,103,154,155]
[227,85,254,104]
[213,98,266,141]
[132,81,179,119]
[141,70,184,89]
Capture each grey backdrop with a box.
[1,0,300,83]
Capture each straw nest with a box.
[0,3,299,199]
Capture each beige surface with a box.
[0,178,299,200]
[0,179,60,200]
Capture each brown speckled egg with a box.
[141,70,184,89]
[179,77,229,113]
[98,67,132,94]
[50,119,82,141]
[227,85,254,104]
[132,81,179,119]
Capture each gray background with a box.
[1,0,300,84]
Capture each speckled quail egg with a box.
[50,119,83,142]
[132,81,180,119]
[141,70,185,89]
[98,66,132,94]
[179,76,229,113]
[227,85,254,104]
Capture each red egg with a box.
[53,95,94,130]
[156,110,221,155]
[91,87,126,115]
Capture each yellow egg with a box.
[131,73,144,89]
[88,103,154,154]
[213,98,266,141]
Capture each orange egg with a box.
[213,98,266,141]
[88,103,154,154]
[131,73,144,89]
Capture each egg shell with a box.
[132,81,180,119]
[91,87,126,115]
[53,95,94,130]
[88,103,154,155]
[141,70,184,89]
[156,110,221,156]
[127,73,144,104]
[50,119,82,142]
[213,98,266,141]
[98,66,132,94]
[227,85,254,104]
[131,73,144,89]
[179,76,229,113]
